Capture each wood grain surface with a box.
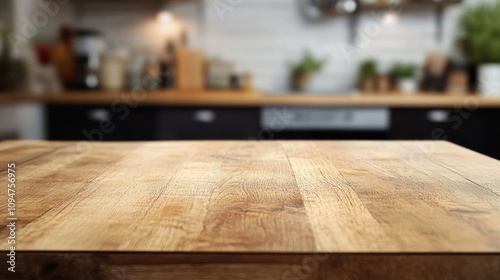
[3,91,500,107]
[0,140,499,279]
[0,140,499,253]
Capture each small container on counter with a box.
[206,58,234,89]
[230,73,240,90]
[242,72,254,92]
[128,51,146,90]
[99,50,128,91]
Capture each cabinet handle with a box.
[426,110,449,123]
[193,110,216,123]
[88,109,111,122]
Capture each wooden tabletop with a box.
[1,140,499,254]
[3,91,500,108]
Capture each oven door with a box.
[261,107,390,140]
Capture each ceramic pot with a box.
[398,78,418,94]
[478,64,500,96]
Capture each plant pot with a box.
[377,75,390,93]
[290,73,312,92]
[478,64,500,96]
[397,78,418,94]
[360,76,376,93]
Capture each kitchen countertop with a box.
[0,94,21,105]
[0,140,499,279]
[3,90,500,108]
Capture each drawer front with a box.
[47,105,157,141]
[156,107,260,140]
[390,108,471,142]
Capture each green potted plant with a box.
[358,59,378,92]
[289,50,327,91]
[458,0,500,96]
[390,63,417,94]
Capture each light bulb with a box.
[158,11,173,25]
[382,13,399,26]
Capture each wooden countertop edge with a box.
[2,90,500,108]
[3,252,499,280]
[3,250,500,254]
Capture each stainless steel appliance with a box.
[261,107,390,139]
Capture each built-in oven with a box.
[261,107,390,140]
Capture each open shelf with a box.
[358,0,461,10]
[344,0,463,43]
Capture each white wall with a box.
[71,1,202,56]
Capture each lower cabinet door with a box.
[390,108,500,159]
[467,110,500,159]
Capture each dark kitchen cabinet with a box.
[47,105,158,141]
[47,105,499,159]
[47,105,260,141]
[466,110,500,159]
[390,108,500,159]
[156,107,260,140]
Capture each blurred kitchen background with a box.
[1,0,500,159]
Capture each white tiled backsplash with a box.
[16,0,474,93]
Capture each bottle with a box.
[142,53,160,91]
[52,26,75,88]
[159,41,175,89]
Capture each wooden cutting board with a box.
[0,141,499,279]
[175,47,205,91]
